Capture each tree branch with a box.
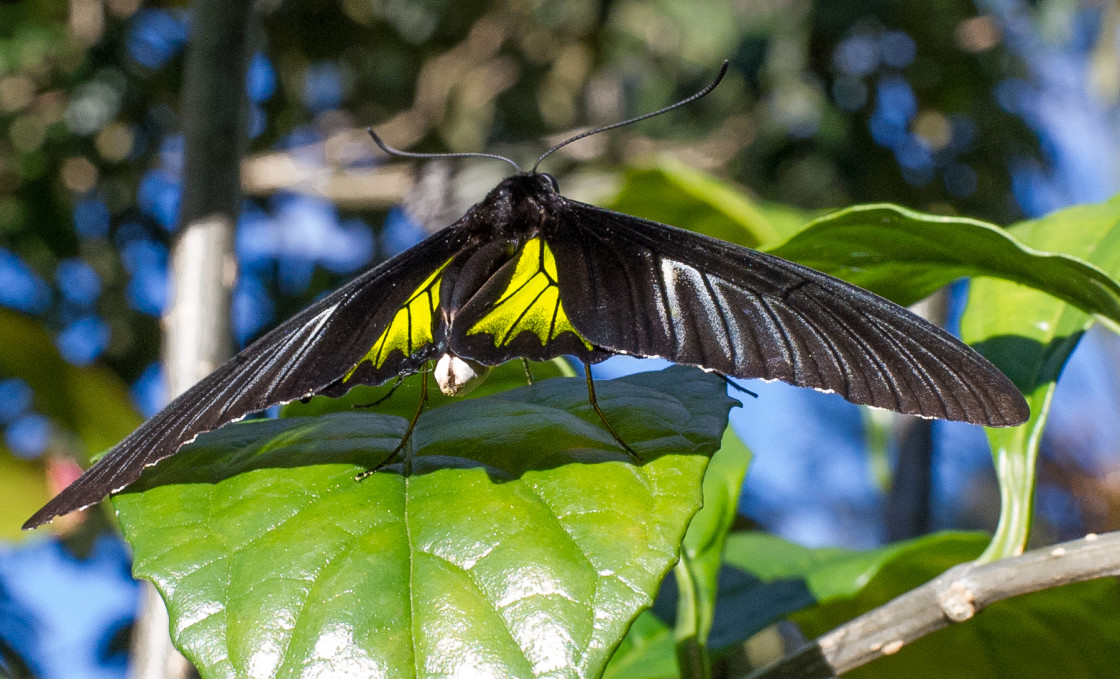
[746,531,1120,679]
[130,0,255,676]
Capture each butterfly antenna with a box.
[531,60,730,173]
[367,129,522,173]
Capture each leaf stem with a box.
[674,553,712,679]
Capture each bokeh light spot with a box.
[0,378,34,425]
[61,157,99,193]
[0,249,51,313]
[126,9,189,70]
[56,259,102,307]
[247,53,276,103]
[5,413,51,459]
[302,62,346,113]
[833,35,879,76]
[130,362,166,417]
[912,110,952,151]
[0,75,35,113]
[64,81,123,136]
[95,123,135,162]
[72,196,111,238]
[120,239,168,315]
[956,15,1001,53]
[137,169,180,231]
[10,116,46,153]
[56,316,111,365]
[880,30,917,68]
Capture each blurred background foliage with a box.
[1,0,1119,676]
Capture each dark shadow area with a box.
[116,367,732,495]
[97,616,133,677]
[0,639,35,679]
[644,563,818,655]
[708,566,818,651]
[969,332,1084,394]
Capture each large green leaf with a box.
[608,158,810,248]
[113,366,735,678]
[767,204,1120,322]
[962,195,1120,560]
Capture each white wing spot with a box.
[660,260,732,357]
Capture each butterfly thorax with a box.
[469,173,563,240]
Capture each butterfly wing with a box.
[448,236,607,365]
[25,223,476,529]
[544,200,1028,427]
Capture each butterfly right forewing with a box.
[545,199,1028,427]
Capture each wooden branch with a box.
[746,531,1120,679]
[130,0,255,676]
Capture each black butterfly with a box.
[24,63,1028,530]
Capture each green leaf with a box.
[673,429,752,678]
[0,449,51,540]
[766,204,1120,322]
[710,531,988,650]
[609,158,809,248]
[785,532,1120,679]
[961,195,1120,560]
[601,610,677,679]
[603,428,753,679]
[113,366,735,678]
[0,309,141,536]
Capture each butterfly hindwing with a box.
[449,236,604,365]
[24,223,476,528]
[544,199,1028,427]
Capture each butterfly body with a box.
[24,168,1029,530]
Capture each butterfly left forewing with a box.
[25,224,475,529]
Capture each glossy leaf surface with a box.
[113,367,735,678]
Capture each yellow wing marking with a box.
[468,238,591,349]
[345,258,452,380]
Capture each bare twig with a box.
[747,531,1120,679]
[129,0,254,676]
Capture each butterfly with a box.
[24,62,1028,529]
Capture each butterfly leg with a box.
[718,373,758,399]
[354,374,405,409]
[522,358,534,385]
[356,369,430,480]
[584,363,645,464]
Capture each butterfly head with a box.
[493,171,561,197]
[475,172,564,233]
